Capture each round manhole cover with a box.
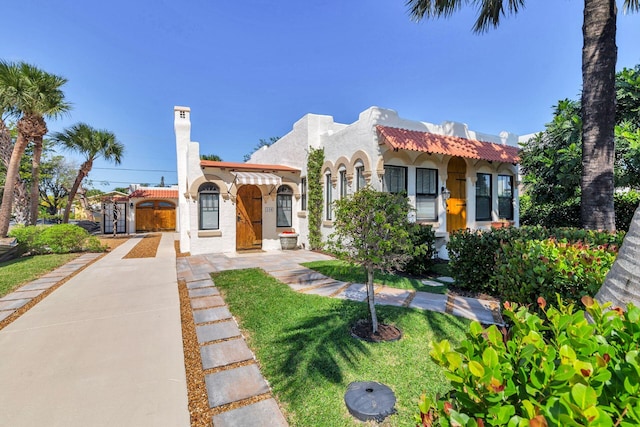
[344,381,396,422]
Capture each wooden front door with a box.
[446,157,467,233]
[236,185,263,250]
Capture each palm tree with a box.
[23,66,69,226]
[406,0,639,231]
[0,61,69,236]
[51,123,124,223]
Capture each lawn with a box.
[301,259,448,294]
[0,253,79,298]
[212,268,468,426]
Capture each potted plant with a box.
[278,229,299,250]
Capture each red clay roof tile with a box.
[129,188,178,199]
[376,125,520,164]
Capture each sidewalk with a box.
[0,234,189,427]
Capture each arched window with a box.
[199,183,219,230]
[276,185,293,227]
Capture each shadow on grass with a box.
[273,301,371,387]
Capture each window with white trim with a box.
[416,168,438,221]
[325,174,332,220]
[199,183,219,230]
[276,185,293,227]
[383,165,407,194]
[301,177,307,211]
[476,173,492,221]
[355,165,366,191]
[498,175,514,220]
[339,169,348,199]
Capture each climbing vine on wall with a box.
[307,147,324,250]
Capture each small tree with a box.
[243,137,279,162]
[328,187,413,333]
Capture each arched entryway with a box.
[236,185,263,250]
[135,200,176,232]
[446,157,467,233]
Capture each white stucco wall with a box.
[175,105,521,256]
[249,106,521,254]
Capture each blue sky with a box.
[3,1,640,190]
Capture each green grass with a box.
[213,268,468,426]
[301,260,448,294]
[0,253,79,298]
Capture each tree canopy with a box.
[328,187,413,333]
[520,65,640,204]
[243,137,279,162]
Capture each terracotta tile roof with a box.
[376,125,520,164]
[128,188,178,199]
[200,160,300,172]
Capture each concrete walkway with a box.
[0,234,189,427]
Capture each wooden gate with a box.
[446,157,467,233]
[103,202,127,234]
[135,200,176,232]
[236,186,262,250]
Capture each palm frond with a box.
[623,0,640,13]
[406,0,525,32]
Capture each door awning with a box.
[232,171,282,186]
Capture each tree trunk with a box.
[0,119,12,168]
[366,266,379,334]
[595,205,640,307]
[63,160,91,223]
[0,132,29,236]
[580,0,617,231]
[29,135,44,225]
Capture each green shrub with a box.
[403,223,437,276]
[417,297,640,427]
[493,239,617,305]
[520,190,639,232]
[8,224,106,254]
[520,197,582,228]
[615,190,640,232]
[446,226,624,296]
[8,225,47,254]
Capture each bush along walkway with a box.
[0,253,102,328]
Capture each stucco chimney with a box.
[174,106,191,253]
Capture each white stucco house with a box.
[174,105,520,257]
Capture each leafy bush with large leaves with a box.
[416,297,640,427]
[494,239,617,305]
[447,226,624,303]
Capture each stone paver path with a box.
[177,256,289,426]
[0,253,102,325]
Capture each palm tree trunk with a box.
[29,136,43,225]
[63,161,91,223]
[367,266,379,334]
[0,132,29,236]
[0,119,11,168]
[580,0,617,231]
[596,205,640,307]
